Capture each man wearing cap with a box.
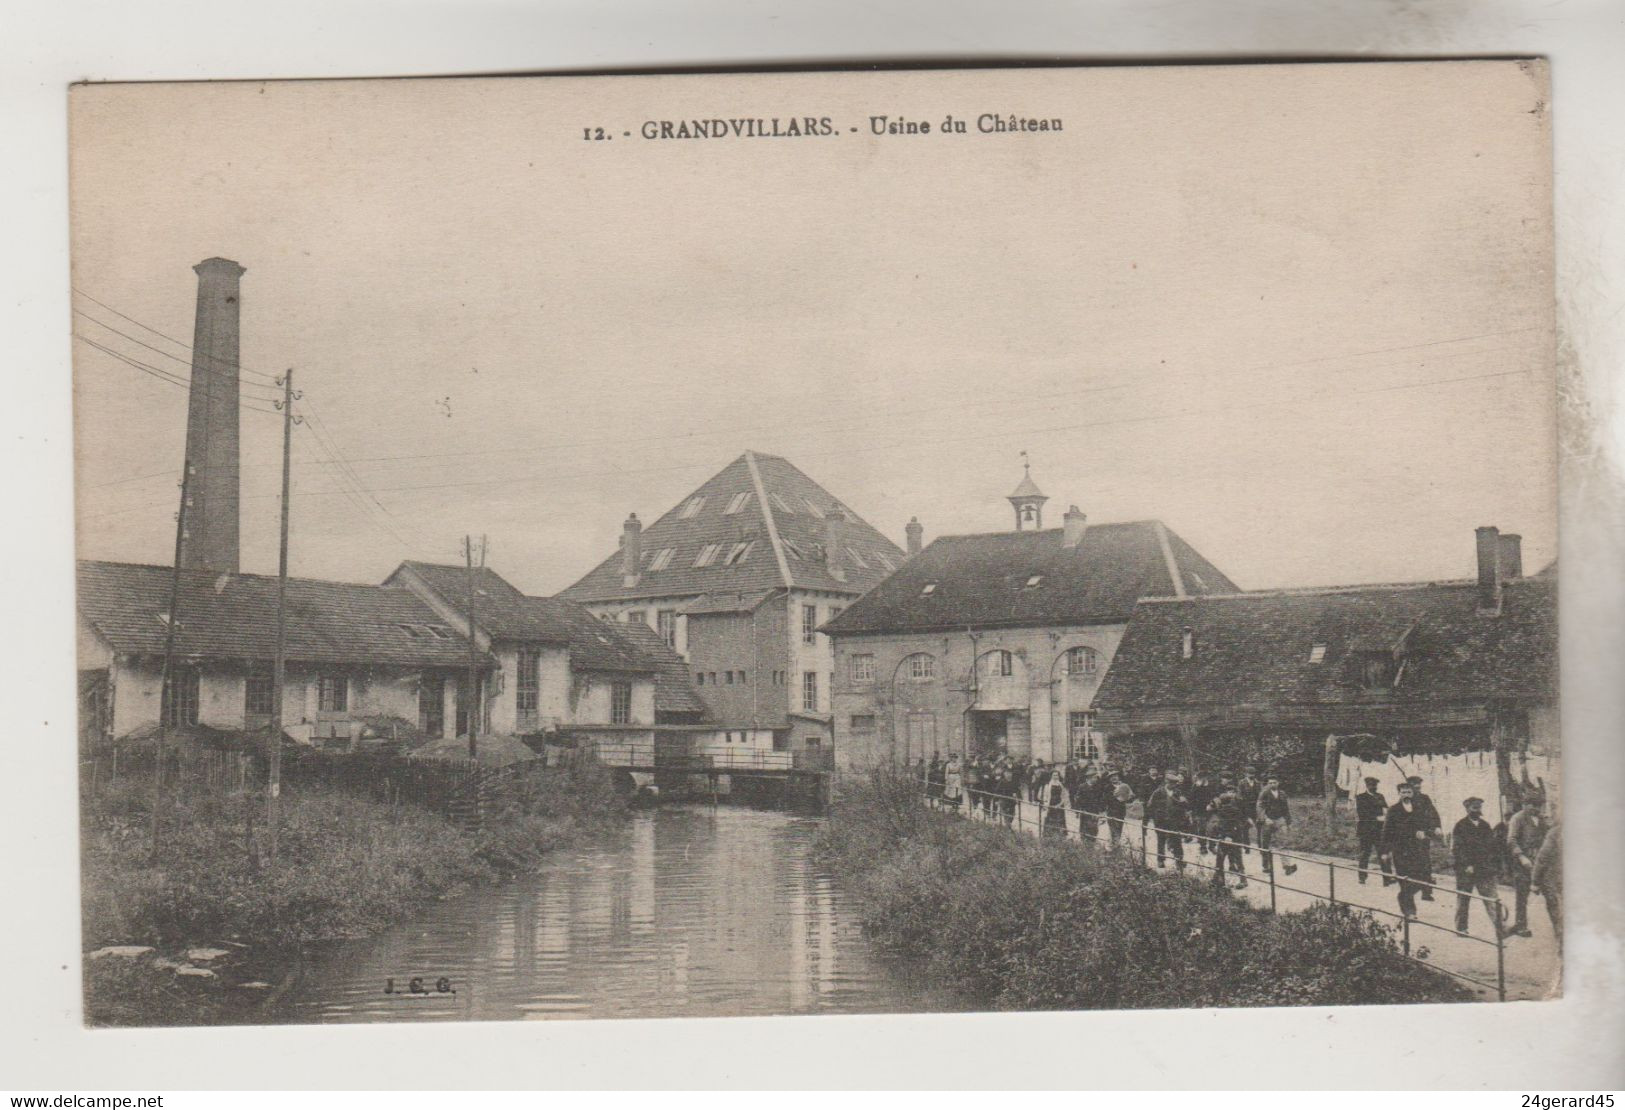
[1146,769,1192,871]
[1255,773,1298,877]
[1355,776,1392,885]
[1406,775,1443,900]
[1451,797,1503,936]
[1505,791,1548,938]
[1382,780,1434,919]
[1208,786,1250,889]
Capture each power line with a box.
[71,287,284,383]
[74,334,284,415]
[73,310,284,399]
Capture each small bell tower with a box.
[1008,453,1048,531]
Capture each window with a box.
[245,674,274,717]
[921,583,937,596]
[850,653,876,684]
[1308,643,1327,664]
[398,623,424,639]
[724,540,754,565]
[983,650,1013,677]
[782,539,806,560]
[773,670,786,686]
[318,675,348,713]
[696,672,705,686]
[516,647,540,714]
[1069,711,1101,760]
[679,495,706,519]
[802,671,819,712]
[1180,628,1195,661]
[804,499,825,518]
[847,547,867,569]
[850,714,876,732]
[426,626,453,640]
[724,671,734,685]
[737,671,749,686]
[693,543,721,567]
[657,609,677,646]
[907,654,936,681]
[725,491,751,514]
[1066,646,1099,676]
[1025,575,1044,588]
[802,603,819,644]
[771,492,796,515]
[625,610,647,627]
[611,681,632,724]
[876,554,894,572]
[647,548,675,572]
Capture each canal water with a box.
[279,805,959,1022]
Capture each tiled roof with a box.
[391,561,568,644]
[77,560,482,668]
[822,521,1239,635]
[613,621,707,716]
[557,451,906,603]
[1093,577,1557,711]
[389,561,653,674]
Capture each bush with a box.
[818,768,1470,1010]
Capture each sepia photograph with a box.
[67,60,1563,1031]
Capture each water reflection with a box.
[283,805,952,1023]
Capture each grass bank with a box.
[81,759,626,1026]
[818,770,1470,1011]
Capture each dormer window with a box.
[847,547,868,569]
[694,543,721,567]
[679,495,706,519]
[647,547,675,571]
[1308,643,1327,664]
[1025,575,1043,588]
[724,540,754,565]
[725,492,751,515]
[921,583,937,596]
[771,493,796,515]
[1180,628,1195,660]
[398,623,423,639]
[804,500,825,518]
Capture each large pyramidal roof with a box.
[559,451,905,603]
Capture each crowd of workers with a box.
[915,751,1563,946]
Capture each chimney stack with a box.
[905,516,924,557]
[825,508,847,582]
[621,513,642,587]
[1475,526,1503,614]
[1498,533,1523,580]
[181,257,246,574]
[1062,505,1088,549]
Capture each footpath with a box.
[949,795,1559,1002]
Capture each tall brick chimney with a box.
[905,516,923,557]
[181,258,245,574]
[824,508,847,582]
[1475,526,1502,614]
[621,513,642,587]
[1498,533,1523,580]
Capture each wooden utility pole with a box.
[464,533,485,761]
[268,370,298,867]
[151,458,194,860]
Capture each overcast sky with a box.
[70,63,1555,595]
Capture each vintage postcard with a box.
[69,61,1558,1028]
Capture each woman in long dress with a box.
[1042,769,1070,839]
[943,754,964,809]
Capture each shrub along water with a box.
[818,769,1470,1010]
[81,757,626,1025]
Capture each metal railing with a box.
[918,778,1508,1001]
[590,742,821,774]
